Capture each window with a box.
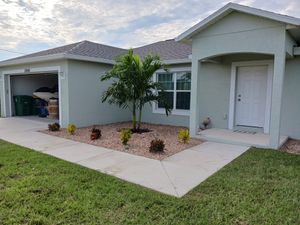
[155,70,191,114]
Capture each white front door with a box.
[235,65,268,128]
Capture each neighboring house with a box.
[1,3,300,149]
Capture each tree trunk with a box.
[132,101,137,131]
[137,104,143,131]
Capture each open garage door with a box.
[9,73,60,124]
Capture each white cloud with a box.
[0,0,299,59]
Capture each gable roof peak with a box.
[176,2,300,42]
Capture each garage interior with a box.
[10,73,59,123]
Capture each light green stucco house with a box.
[1,3,300,149]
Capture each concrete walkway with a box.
[0,117,249,197]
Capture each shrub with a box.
[120,128,132,145]
[178,129,190,144]
[48,123,60,131]
[67,123,76,135]
[90,127,101,140]
[149,139,165,153]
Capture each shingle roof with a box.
[2,39,191,64]
[5,40,127,62]
[67,41,127,60]
[133,39,191,61]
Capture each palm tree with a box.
[101,49,171,131]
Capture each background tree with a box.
[101,49,171,132]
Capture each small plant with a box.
[120,128,132,146]
[90,127,101,140]
[149,139,165,153]
[178,129,190,144]
[48,123,60,131]
[67,123,76,135]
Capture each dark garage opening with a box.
[10,73,59,123]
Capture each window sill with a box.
[153,109,190,116]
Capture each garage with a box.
[8,72,60,123]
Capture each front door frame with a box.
[228,60,274,133]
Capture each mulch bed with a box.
[41,122,203,160]
[280,139,300,155]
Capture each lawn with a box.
[0,140,299,225]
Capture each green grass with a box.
[0,140,299,225]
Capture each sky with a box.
[0,0,300,61]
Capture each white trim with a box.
[229,60,274,133]
[2,66,62,126]
[176,2,300,42]
[0,73,6,117]
[265,62,274,133]
[228,65,237,130]
[155,67,191,73]
[8,76,12,116]
[58,70,63,127]
[1,74,7,117]
[153,108,190,116]
[152,67,191,116]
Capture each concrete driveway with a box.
[0,117,249,197]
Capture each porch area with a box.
[189,51,288,149]
[197,128,288,148]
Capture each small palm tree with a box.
[101,49,171,131]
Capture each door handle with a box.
[238,99,241,101]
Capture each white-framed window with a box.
[153,68,191,116]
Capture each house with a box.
[0,40,192,129]
[1,3,300,149]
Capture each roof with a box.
[176,2,300,42]
[133,39,191,62]
[0,40,191,67]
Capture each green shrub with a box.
[149,139,165,153]
[120,129,132,145]
[67,123,76,135]
[178,129,190,144]
[48,123,60,132]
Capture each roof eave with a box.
[66,54,115,65]
[0,53,116,67]
[163,58,191,65]
[176,2,300,42]
[0,53,66,67]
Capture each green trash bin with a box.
[13,96,33,116]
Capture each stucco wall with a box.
[192,12,287,59]
[198,62,231,129]
[67,60,131,127]
[281,57,300,139]
[142,104,190,127]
